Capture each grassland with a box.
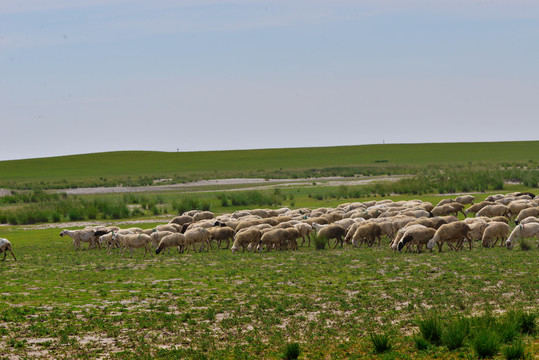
[0,142,538,358]
[0,225,537,359]
[1,141,538,189]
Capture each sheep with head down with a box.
[515,207,539,224]
[506,223,539,249]
[231,228,262,253]
[476,204,510,218]
[317,224,347,248]
[156,233,185,254]
[397,225,436,253]
[481,221,510,248]
[352,222,382,247]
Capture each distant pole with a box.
[383,139,385,144]
[177,147,179,152]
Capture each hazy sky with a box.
[1,0,538,161]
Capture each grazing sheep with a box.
[0,238,16,261]
[520,216,539,225]
[352,223,383,247]
[231,228,262,253]
[476,204,510,218]
[455,195,475,205]
[284,228,300,250]
[258,228,289,251]
[311,222,326,232]
[390,224,428,251]
[464,201,495,217]
[184,227,211,253]
[485,194,505,202]
[467,221,489,243]
[515,207,539,224]
[208,226,235,249]
[113,233,153,258]
[100,230,134,252]
[193,211,214,222]
[317,224,347,248]
[481,222,510,248]
[150,231,174,248]
[506,223,539,249]
[155,224,179,233]
[344,220,367,244]
[508,201,533,219]
[430,204,460,217]
[169,215,194,226]
[427,222,471,252]
[397,226,436,253]
[294,223,313,247]
[60,229,97,250]
[156,233,186,254]
[436,198,455,206]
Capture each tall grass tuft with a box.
[502,338,526,360]
[418,314,442,345]
[282,342,300,360]
[441,316,470,350]
[472,328,500,359]
[369,332,392,354]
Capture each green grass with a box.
[0,225,537,359]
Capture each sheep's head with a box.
[230,246,237,254]
[426,238,436,250]
[156,247,163,255]
[59,230,66,237]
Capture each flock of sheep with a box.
[49,191,539,258]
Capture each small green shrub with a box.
[418,314,442,345]
[515,311,536,335]
[519,238,533,251]
[282,342,300,360]
[502,338,526,360]
[369,332,392,354]
[313,234,327,250]
[472,328,500,358]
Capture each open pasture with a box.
[1,141,538,189]
[0,218,537,359]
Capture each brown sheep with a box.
[169,215,194,226]
[352,223,383,247]
[464,201,495,217]
[231,228,262,253]
[208,226,235,249]
[317,224,347,248]
[476,204,510,218]
[427,222,471,252]
[156,233,186,254]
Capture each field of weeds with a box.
[0,226,537,359]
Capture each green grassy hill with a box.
[0,141,538,187]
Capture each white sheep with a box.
[506,223,539,249]
[184,227,211,253]
[481,222,510,248]
[0,238,16,261]
[397,225,436,253]
[99,230,134,253]
[112,233,153,258]
[150,230,174,249]
[515,207,539,224]
[156,233,186,254]
[520,216,539,225]
[294,223,313,247]
[60,229,97,250]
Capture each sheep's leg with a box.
[2,252,6,261]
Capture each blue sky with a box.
[1,0,538,160]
